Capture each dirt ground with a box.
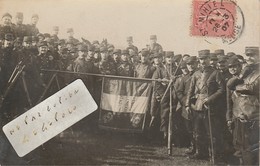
[1,113,222,165]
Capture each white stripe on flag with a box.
[101,93,149,114]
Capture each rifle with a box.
[0,61,25,108]
[167,61,173,155]
[204,97,215,164]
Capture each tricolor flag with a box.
[99,77,152,132]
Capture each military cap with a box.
[88,45,95,51]
[57,39,65,45]
[77,44,88,51]
[121,49,129,55]
[23,36,32,42]
[245,47,259,56]
[94,47,100,52]
[173,54,182,62]
[69,47,77,53]
[226,52,235,57]
[67,28,74,33]
[214,49,225,56]
[186,56,197,64]
[217,55,227,63]
[44,33,51,38]
[235,54,245,63]
[2,13,12,19]
[100,47,107,52]
[31,36,38,42]
[113,49,121,54]
[15,37,23,43]
[165,51,174,58]
[183,54,190,58]
[227,57,241,67]
[32,14,39,19]
[152,53,163,58]
[127,36,133,41]
[4,33,14,41]
[37,41,48,47]
[53,26,59,31]
[180,61,187,69]
[107,44,114,49]
[140,49,149,56]
[37,33,45,38]
[45,38,54,44]
[209,53,218,60]
[108,47,114,52]
[60,47,68,54]
[198,49,210,59]
[15,12,23,18]
[92,40,99,45]
[150,35,157,40]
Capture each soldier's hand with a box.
[186,107,191,114]
[155,95,161,102]
[149,116,156,128]
[227,120,234,132]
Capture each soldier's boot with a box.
[185,136,196,155]
[189,141,209,160]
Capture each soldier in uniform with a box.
[209,53,218,69]
[215,49,225,59]
[51,26,59,43]
[117,50,134,77]
[27,14,39,36]
[111,48,121,69]
[129,51,140,67]
[126,36,138,53]
[151,53,171,140]
[37,33,45,42]
[0,13,15,37]
[227,47,259,165]
[225,57,243,161]
[134,49,155,78]
[13,12,27,38]
[66,28,79,45]
[176,56,198,154]
[208,56,233,161]
[148,35,163,54]
[98,47,116,75]
[185,50,224,160]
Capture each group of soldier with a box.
[0,12,259,165]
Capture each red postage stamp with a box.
[191,0,237,38]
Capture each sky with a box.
[0,0,259,56]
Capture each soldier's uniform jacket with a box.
[13,24,28,38]
[66,37,79,46]
[26,24,39,36]
[226,75,241,121]
[176,72,195,119]
[186,66,224,112]
[0,25,16,37]
[117,61,134,77]
[126,45,138,53]
[98,60,116,75]
[35,52,58,84]
[0,47,19,91]
[152,63,170,98]
[51,35,59,43]
[234,64,260,121]
[148,43,163,54]
[134,62,155,78]
[207,69,232,115]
